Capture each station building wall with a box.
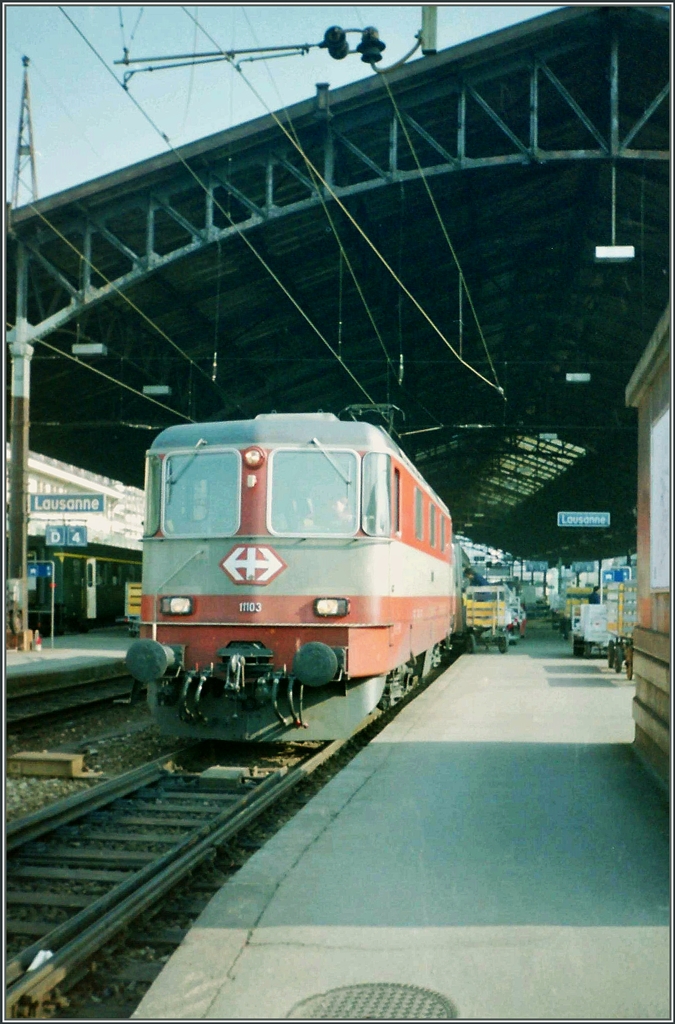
[626,305,670,789]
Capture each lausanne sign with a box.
[557,511,610,527]
[30,493,105,513]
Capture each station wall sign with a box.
[557,511,610,527]
[45,525,88,547]
[603,567,632,584]
[572,561,596,574]
[30,493,105,514]
[28,562,53,577]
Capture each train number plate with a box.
[220,545,287,585]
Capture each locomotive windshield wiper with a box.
[310,437,352,487]
[166,438,208,499]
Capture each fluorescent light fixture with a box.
[143,384,172,396]
[566,373,591,383]
[72,343,107,356]
[539,432,558,441]
[594,245,635,262]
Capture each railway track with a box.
[5,740,347,1017]
[7,676,135,727]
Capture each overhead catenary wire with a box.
[183,7,444,431]
[58,6,377,408]
[374,68,503,393]
[181,8,502,398]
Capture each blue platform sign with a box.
[572,561,596,574]
[45,525,67,546]
[45,524,88,547]
[557,511,611,528]
[30,493,105,513]
[67,526,87,547]
[526,561,549,573]
[28,562,53,578]
[603,567,632,584]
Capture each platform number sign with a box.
[45,525,88,547]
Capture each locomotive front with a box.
[126,413,411,741]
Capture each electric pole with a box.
[12,55,38,209]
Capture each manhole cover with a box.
[287,982,458,1019]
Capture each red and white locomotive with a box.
[125,413,462,740]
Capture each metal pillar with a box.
[11,56,38,210]
[8,244,33,644]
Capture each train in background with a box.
[126,412,468,741]
[27,538,142,634]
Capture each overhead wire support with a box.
[12,56,39,209]
[178,8,502,398]
[59,7,377,407]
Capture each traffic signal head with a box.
[356,26,386,64]
[320,26,349,60]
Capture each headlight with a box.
[160,596,193,615]
[314,598,349,617]
[244,447,264,468]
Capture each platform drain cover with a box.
[287,982,458,1019]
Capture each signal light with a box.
[356,26,385,64]
[320,26,349,60]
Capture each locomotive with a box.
[125,413,463,741]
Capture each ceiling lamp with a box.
[143,384,172,396]
[566,373,591,383]
[594,163,634,263]
[72,343,107,356]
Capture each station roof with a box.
[6,5,670,562]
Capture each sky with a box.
[5,4,563,204]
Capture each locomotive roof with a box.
[150,414,449,513]
[151,413,400,454]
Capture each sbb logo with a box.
[220,545,287,586]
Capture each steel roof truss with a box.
[538,59,609,154]
[620,82,670,152]
[330,126,391,182]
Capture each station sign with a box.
[30,493,105,514]
[603,567,632,584]
[28,562,53,578]
[525,561,548,573]
[557,511,610,528]
[572,561,596,574]
[45,525,88,547]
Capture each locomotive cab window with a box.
[270,448,358,535]
[144,455,162,536]
[362,453,391,537]
[414,488,424,540]
[163,450,240,537]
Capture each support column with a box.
[8,244,33,646]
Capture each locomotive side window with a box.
[414,488,424,540]
[270,449,358,535]
[440,516,446,551]
[393,468,401,534]
[144,455,162,536]
[362,453,391,536]
[429,505,436,548]
[163,451,240,537]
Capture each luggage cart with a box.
[464,586,510,653]
[571,603,609,657]
[606,581,637,679]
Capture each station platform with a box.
[135,629,670,1020]
[6,627,132,692]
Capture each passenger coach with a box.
[126,413,459,740]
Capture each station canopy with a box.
[6,5,670,562]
